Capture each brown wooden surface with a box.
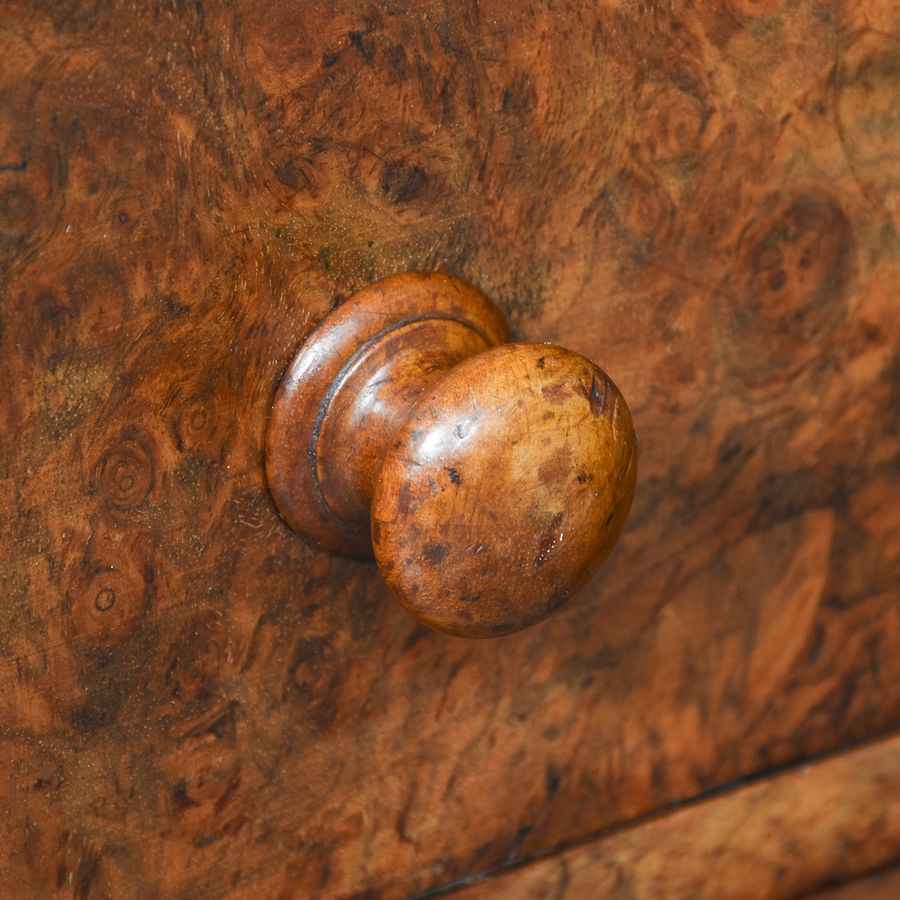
[453,731,900,900]
[1,0,898,897]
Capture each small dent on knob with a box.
[534,511,566,569]
[422,543,449,565]
[586,374,611,417]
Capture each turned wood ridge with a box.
[266,273,637,637]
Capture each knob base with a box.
[266,273,509,556]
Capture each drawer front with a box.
[1,1,898,897]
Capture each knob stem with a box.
[266,273,510,557]
[314,317,498,528]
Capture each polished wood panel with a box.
[454,732,900,900]
[0,0,898,897]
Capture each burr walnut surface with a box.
[0,0,898,897]
[454,731,900,900]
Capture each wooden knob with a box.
[266,273,636,637]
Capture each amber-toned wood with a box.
[268,272,636,637]
[453,731,900,900]
[0,0,898,897]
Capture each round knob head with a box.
[371,343,637,637]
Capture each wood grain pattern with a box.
[452,731,900,900]
[0,0,898,897]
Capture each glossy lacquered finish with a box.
[267,273,637,637]
[4,1,899,896]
